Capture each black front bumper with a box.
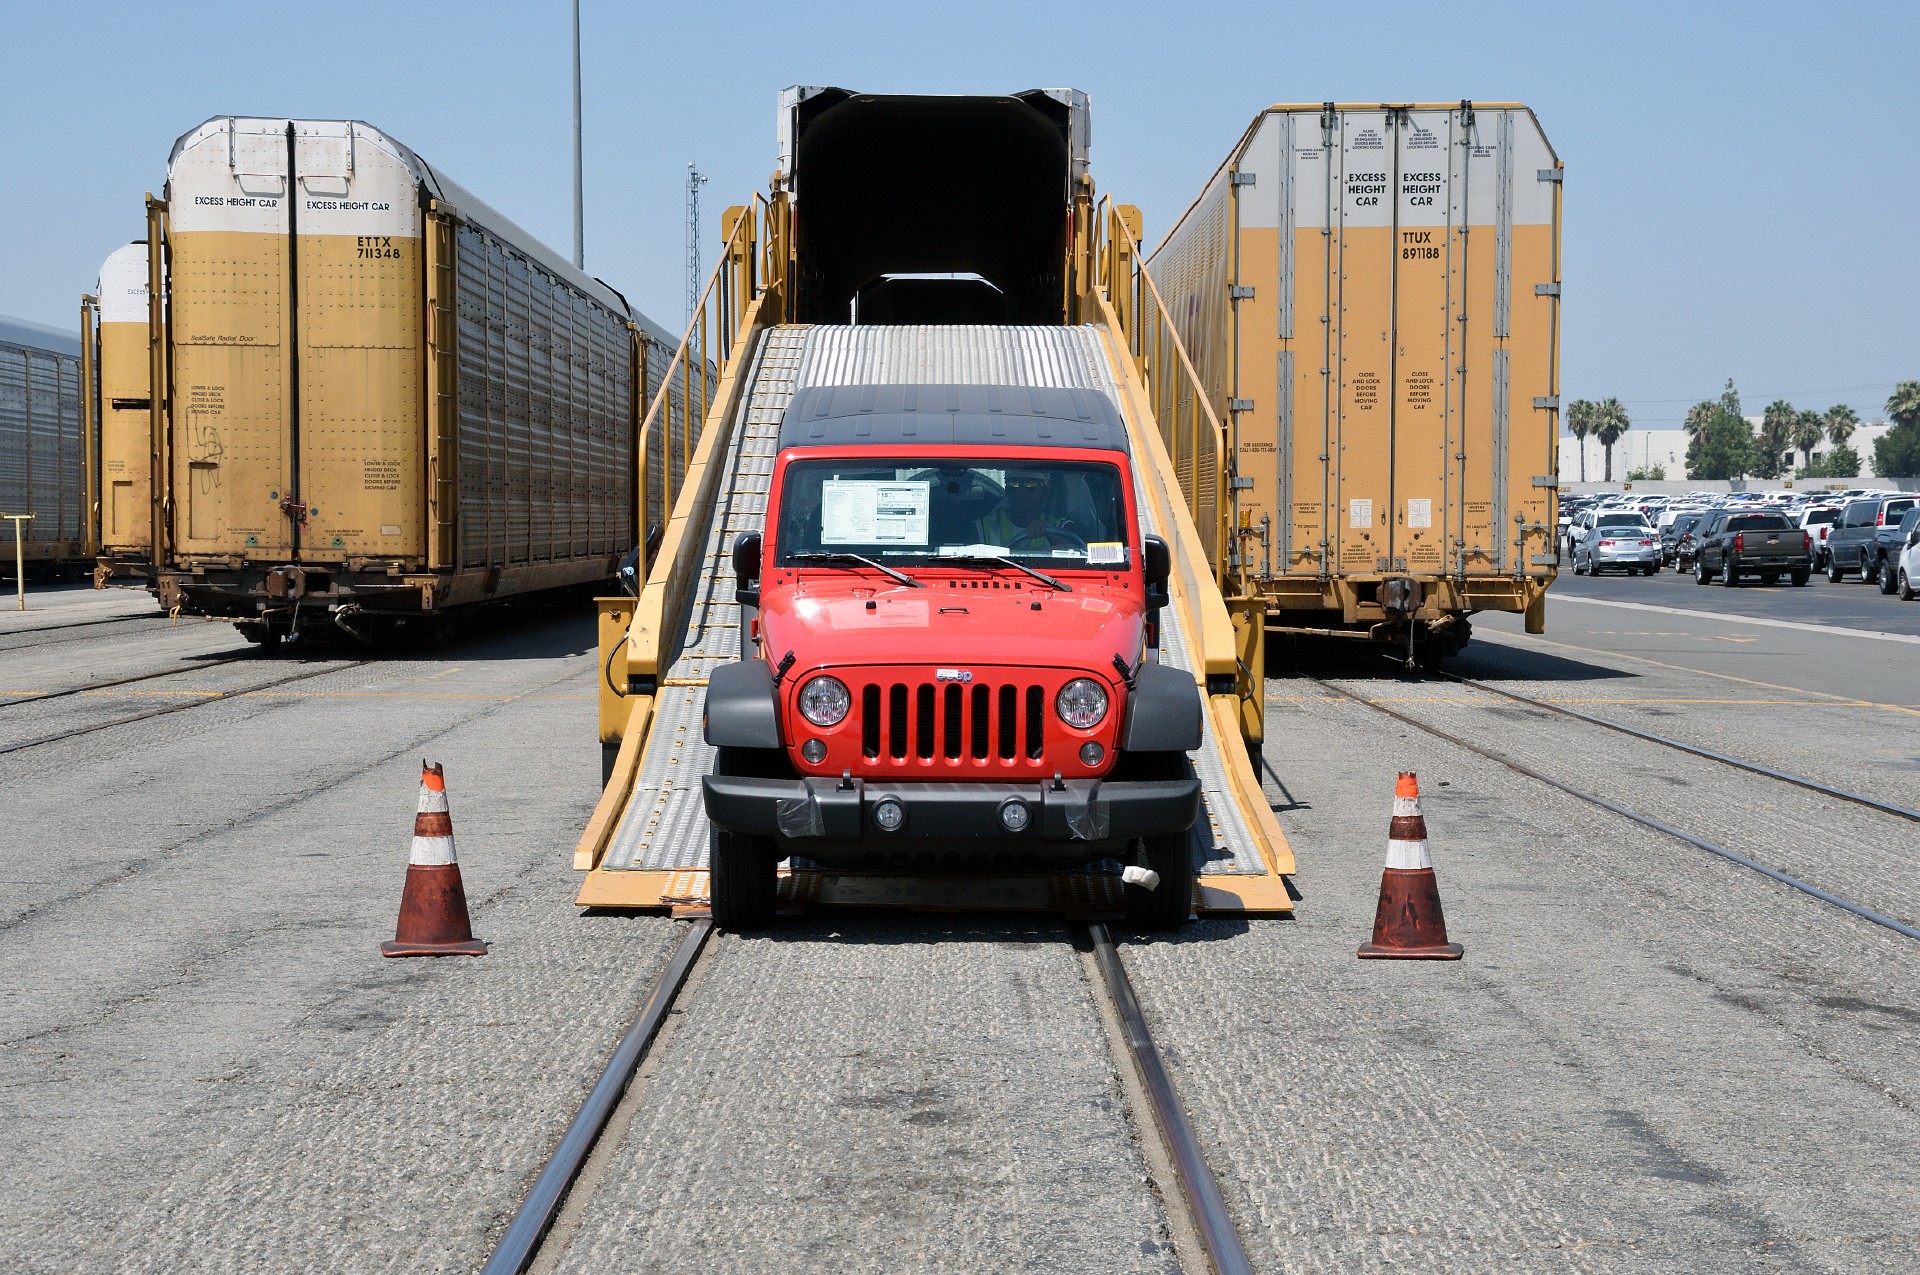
[703,773,1199,854]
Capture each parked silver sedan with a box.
[1573,521,1660,575]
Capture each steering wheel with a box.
[1039,525,1087,551]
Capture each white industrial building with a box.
[1560,417,1899,486]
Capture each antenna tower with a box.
[685,163,708,334]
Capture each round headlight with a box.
[798,675,851,727]
[1055,677,1109,730]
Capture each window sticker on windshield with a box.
[1086,542,1127,566]
[821,480,930,545]
[1349,498,1373,529]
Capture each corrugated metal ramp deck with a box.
[582,324,1292,915]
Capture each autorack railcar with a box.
[147,117,695,644]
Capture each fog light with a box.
[873,798,905,832]
[999,800,1032,833]
[801,738,827,764]
[1079,741,1104,767]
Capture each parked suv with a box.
[1872,506,1920,594]
[703,384,1203,931]
[1826,495,1918,582]
[1692,510,1812,586]
[1660,512,1703,567]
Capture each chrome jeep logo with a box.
[935,668,973,683]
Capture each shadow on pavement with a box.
[1267,633,1635,685]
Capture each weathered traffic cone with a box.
[1357,772,1464,960]
[381,762,488,957]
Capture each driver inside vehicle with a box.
[982,469,1069,552]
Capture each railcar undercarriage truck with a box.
[700,384,1204,930]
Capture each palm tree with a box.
[1594,397,1630,482]
[1824,402,1859,447]
[1566,399,1596,482]
[1683,400,1715,449]
[1888,381,1920,430]
[1792,409,1825,470]
[1758,400,1798,479]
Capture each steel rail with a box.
[0,658,370,756]
[0,653,255,710]
[1085,922,1254,1275]
[0,612,167,640]
[1439,669,1920,823]
[481,917,713,1275]
[1313,678,1920,943]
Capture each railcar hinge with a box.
[1229,285,1256,300]
[1229,172,1257,187]
[1531,554,1559,566]
[1533,396,1560,410]
[1538,168,1564,182]
[1229,476,1255,490]
[1531,475,1558,488]
[1534,282,1561,296]
[1228,398,1255,413]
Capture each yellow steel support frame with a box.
[1092,200,1264,752]
[581,200,772,868]
[423,209,460,570]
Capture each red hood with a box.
[760,574,1145,673]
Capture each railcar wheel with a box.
[1123,832,1194,931]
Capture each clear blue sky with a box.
[3,0,1913,429]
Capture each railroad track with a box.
[0,610,173,645]
[0,652,260,710]
[0,655,372,756]
[1306,672,1920,943]
[481,919,1255,1275]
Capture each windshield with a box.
[774,457,1130,567]
[1728,514,1791,531]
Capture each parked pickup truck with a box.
[1826,495,1917,582]
[1691,510,1812,587]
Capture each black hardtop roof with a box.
[779,383,1131,454]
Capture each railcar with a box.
[89,241,156,584]
[0,313,89,572]
[147,117,692,644]
[1147,103,1562,666]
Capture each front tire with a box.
[708,746,784,931]
[1695,557,1711,585]
[1900,567,1917,602]
[1123,832,1194,931]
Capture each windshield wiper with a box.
[789,551,924,588]
[931,552,1072,592]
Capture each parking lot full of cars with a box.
[1558,488,1920,597]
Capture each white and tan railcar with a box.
[89,241,155,583]
[148,117,688,643]
[1148,103,1562,664]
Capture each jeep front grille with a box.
[860,681,1047,765]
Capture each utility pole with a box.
[685,163,707,331]
[571,0,584,269]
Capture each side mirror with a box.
[1908,531,1919,548]
[1142,534,1171,612]
[732,532,762,607]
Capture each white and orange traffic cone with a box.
[1357,771,1463,960]
[381,761,488,957]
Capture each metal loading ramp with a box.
[578,324,1295,915]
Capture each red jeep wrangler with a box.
[701,384,1202,930]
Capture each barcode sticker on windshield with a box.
[1087,542,1127,566]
